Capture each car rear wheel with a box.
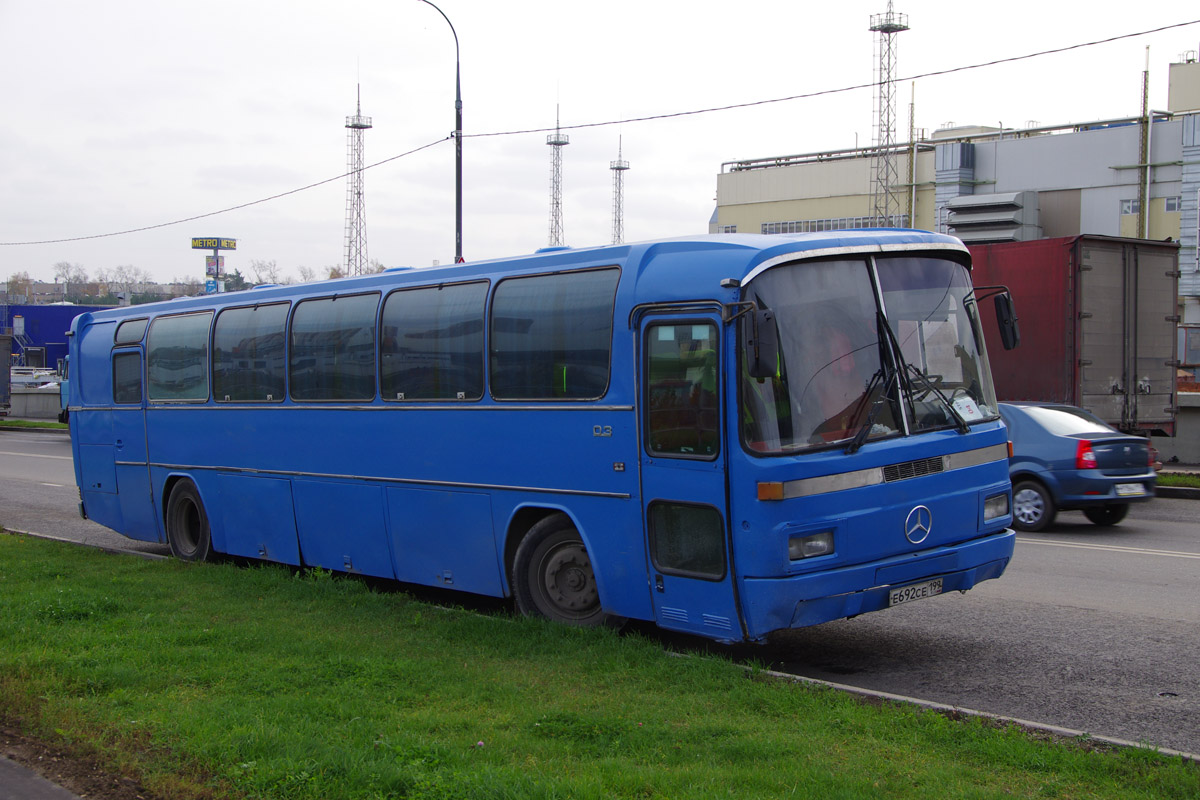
[1083,504,1129,526]
[1012,480,1056,532]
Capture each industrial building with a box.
[713,58,1200,315]
[712,57,1200,459]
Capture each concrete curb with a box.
[758,667,1200,765]
[1154,485,1200,500]
[0,424,68,435]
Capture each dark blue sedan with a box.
[999,402,1156,532]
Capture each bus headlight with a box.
[984,492,1009,521]
[789,532,834,560]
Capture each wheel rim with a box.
[1013,487,1044,526]
[536,541,599,619]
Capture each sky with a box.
[2,0,1199,286]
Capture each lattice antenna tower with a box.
[547,106,570,247]
[610,137,630,244]
[869,2,908,228]
[344,84,373,275]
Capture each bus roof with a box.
[76,229,968,325]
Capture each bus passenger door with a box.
[110,348,159,542]
[639,316,743,641]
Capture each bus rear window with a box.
[490,268,619,400]
[147,313,212,402]
[290,294,379,402]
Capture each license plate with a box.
[1115,483,1144,497]
[889,578,944,607]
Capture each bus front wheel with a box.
[513,515,608,627]
[165,480,214,562]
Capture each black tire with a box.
[1012,480,1056,532]
[513,514,608,627]
[165,480,214,562]
[1083,504,1129,526]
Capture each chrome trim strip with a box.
[73,404,635,413]
[141,404,636,412]
[150,462,632,500]
[945,443,1009,471]
[743,241,969,285]
[779,442,1008,499]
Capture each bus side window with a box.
[648,501,726,579]
[112,350,142,404]
[289,294,379,401]
[381,282,487,401]
[490,268,619,401]
[645,323,719,458]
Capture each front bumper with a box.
[738,528,1015,640]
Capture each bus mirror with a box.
[748,309,779,379]
[994,293,1020,350]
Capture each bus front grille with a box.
[883,456,945,483]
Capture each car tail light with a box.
[1075,440,1097,470]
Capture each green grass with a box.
[0,533,1196,800]
[1156,471,1200,489]
[0,418,67,430]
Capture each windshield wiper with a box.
[872,310,970,440]
[904,363,970,434]
[846,313,899,454]
[845,364,894,454]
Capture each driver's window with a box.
[645,323,719,459]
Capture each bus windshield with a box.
[741,255,999,454]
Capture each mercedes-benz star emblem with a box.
[904,505,932,544]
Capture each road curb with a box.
[757,668,1200,765]
[1155,485,1200,500]
[0,425,68,435]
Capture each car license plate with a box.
[889,578,943,607]
[1115,483,1144,497]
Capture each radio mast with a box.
[344,84,373,275]
[610,137,630,245]
[547,106,570,247]
[869,2,908,228]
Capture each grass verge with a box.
[1156,472,1200,489]
[0,418,67,430]
[0,532,1196,800]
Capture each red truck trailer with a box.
[969,235,1178,436]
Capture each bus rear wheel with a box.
[513,515,608,627]
[165,480,214,562]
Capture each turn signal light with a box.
[757,482,784,501]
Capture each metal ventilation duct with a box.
[946,191,1042,243]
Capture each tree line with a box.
[5,259,387,306]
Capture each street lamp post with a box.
[416,0,463,263]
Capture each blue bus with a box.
[66,231,1018,643]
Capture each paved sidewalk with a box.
[0,756,82,800]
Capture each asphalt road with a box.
[2,429,1198,756]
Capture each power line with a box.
[3,17,1197,249]
[0,139,446,247]
[468,17,1200,139]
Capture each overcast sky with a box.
[2,1,1199,286]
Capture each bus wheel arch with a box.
[510,511,610,627]
[164,477,214,562]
